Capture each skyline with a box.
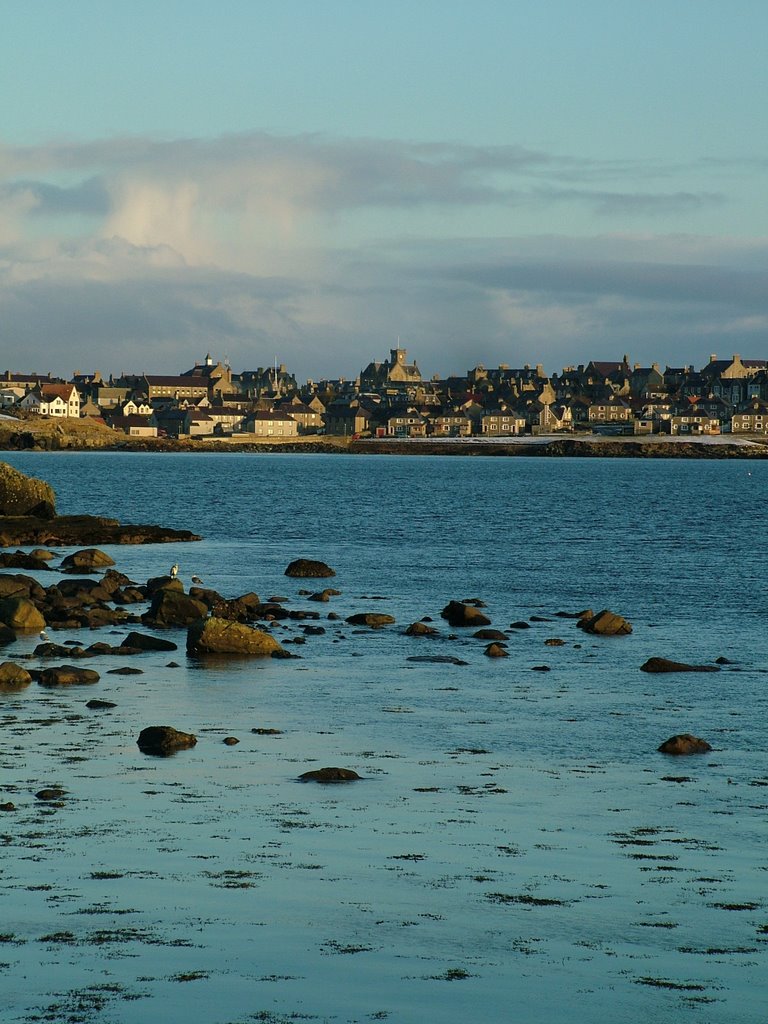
[1,1,767,379]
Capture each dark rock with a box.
[60,548,116,572]
[284,558,336,578]
[530,615,551,622]
[544,638,566,647]
[345,613,395,628]
[0,623,16,645]
[406,655,469,665]
[0,513,200,547]
[37,665,100,687]
[0,801,15,811]
[0,462,56,518]
[440,601,491,627]
[301,625,326,635]
[531,665,551,671]
[144,589,208,628]
[137,725,197,756]
[577,609,632,636]
[509,621,531,630]
[86,699,117,709]
[252,727,282,735]
[641,657,721,674]
[658,734,713,755]
[34,642,90,658]
[556,609,593,619]
[715,656,734,665]
[146,575,184,595]
[472,628,507,641]
[106,666,144,675]
[186,616,285,656]
[0,574,45,601]
[223,736,239,745]
[35,787,65,801]
[298,767,362,783]
[121,631,178,652]
[405,621,438,636]
[0,661,32,690]
[0,550,52,571]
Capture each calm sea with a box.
[1,451,766,1023]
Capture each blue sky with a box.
[1,0,766,379]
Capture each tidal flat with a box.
[0,451,767,1023]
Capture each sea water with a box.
[0,451,766,1023]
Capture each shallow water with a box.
[0,451,767,1023]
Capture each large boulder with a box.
[144,589,208,628]
[641,657,720,673]
[0,574,46,601]
[146,575,184,595]
[37,665,100,687]
[137,726,197,757]
[60,548,116,572]
[440,601,491,627]
[0,462,56,518]
[0,662,32,691]
[284,558,336,578]
[658,734,713,755]
[405,621,438,636]
[186,616,285,656]
[577,609,632,636]
[0,597,45,632]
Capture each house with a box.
[244,410,299,437]
[480,409,526,436]
[386,411,428,438]
[588,396,632,424]
[663,400,720,435]
[359,347,423,390]
[731,399,768,434]
[275,400,324,434]
[19,383,81,418]
[108,414,158,438]
[430,413,472,437]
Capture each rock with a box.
[121,631,178,652]
[531,664,551,671]
[556,608,593,619]
[86,699,117,709]
[252,727,282,735]
[472,628,507,641]
[146,575,184,595]
[0,801,15,811]
[0,597,45,632]
[657,734,713,755]
[406,655,469,665]
[59,548,116,571]
[641,657,720,673]
[298,767,362,783]
[307,590,330,602]
[186,616,285,656]
[35,788,65,801]
[577,609,632,636]
[0,513,201,548]
[223,736,239,745]
[0,462,56,518]
[0,661,32,691]
[30,548,56,561]
[509,620,530,630]
[405,621,438,636]
[715,656,734,665]
[137,725,197,756]
[345,613,395,628]
[0,574,45,601]
[0,623,17,645]
[484,643,509,658]
[144,589,208,628]
[106,666,144,675]
[284,559,336,578]
[544,638,566,647]
[0,550,52,571]
[37,665,100,687]
[440,601,491,627]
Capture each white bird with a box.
[39,630,50,642]
[170,563,179,579]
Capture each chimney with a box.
[710,354,717,363]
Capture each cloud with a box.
[0,130,765,379]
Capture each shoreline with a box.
[2,421,768,458]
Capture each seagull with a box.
[191,575,203,585]
[39,630,50,642]
[170,563,179,579]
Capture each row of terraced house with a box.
[3,349,768,439]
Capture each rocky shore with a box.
[0,462,200,547]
